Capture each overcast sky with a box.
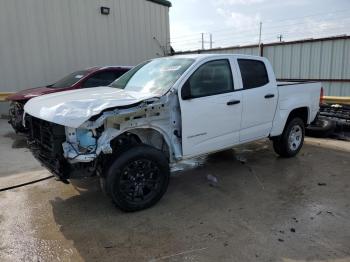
[169,0,350,52]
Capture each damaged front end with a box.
[26,94,179,181]
[26,116,99,180]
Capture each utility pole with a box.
[199,33,211,50]
[258,22,262,56]
[201,33,204,50]
[258,22,262,45]
[210,33,213,49]
[277,34,283,42]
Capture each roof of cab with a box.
[170,53,262,61]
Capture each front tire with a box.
[273,117,305,158]
[8,102,27,133]
[105,145,170,212]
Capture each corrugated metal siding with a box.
[263,38,350,96]
[0,0,169,94]
[197,46,259,56]
[322,82,350,97]
[177,37,350,96]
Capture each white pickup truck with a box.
[24,54,322,211]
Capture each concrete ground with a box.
[0,119,349,262]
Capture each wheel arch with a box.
[286,107,309,126]
[270,106,310,137]
[108,126,174,162]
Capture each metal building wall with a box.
[188,46,260,56]
[263,38,350,96]
[177,36,350,96]
[0,0,170,114]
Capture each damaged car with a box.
[24,54,322,211]
[7,66,131,132]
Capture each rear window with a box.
[238,59,269,89]
[51,70,89,88]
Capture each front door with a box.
[179,59,242,157]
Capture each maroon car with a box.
[7,66,132,132]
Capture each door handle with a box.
[227,100,240,105]
[265,94,275,99]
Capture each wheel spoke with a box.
[117,159,162,203]
[288,124,303,151]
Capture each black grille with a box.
[27,115,67,176]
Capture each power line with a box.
[174,25,350,51]
[170,17,350,45]
[170,9,350,41]
[171,14,350,43]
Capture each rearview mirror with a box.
[181,81,192,100]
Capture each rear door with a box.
[237,58,278,142]
[179,58,243,157]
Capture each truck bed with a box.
[277,81,318,86]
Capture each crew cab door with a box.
[179,58,242,157]
[236,58,278,142]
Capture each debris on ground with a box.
[290,228,296,233]
[235,155,247,164]
[247,166,265,190]
[318,182,327,186]
[206,174,218,187]
[104,245,116,249]
[278,238,284,242]
[208,233,214,238]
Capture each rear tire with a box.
[273,117,305,158]
[105,145,170,212]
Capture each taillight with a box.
[319,87,324,105]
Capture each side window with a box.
[185,60,234,98]
[113,70,128,80]
[238,59,269,89]
[83,71,119,88]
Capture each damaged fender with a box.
[62,92,182,163]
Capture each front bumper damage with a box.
[26,115,97,180]
[25,94,180,180]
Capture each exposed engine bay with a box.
[25,92,182,181]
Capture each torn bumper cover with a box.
[25,91,177,179]
[26,115,97,180]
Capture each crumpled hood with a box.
[24,87,158,128]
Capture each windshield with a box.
[110,58,194,95]
[51,70,89,88]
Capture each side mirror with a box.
[181,81,192,100]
